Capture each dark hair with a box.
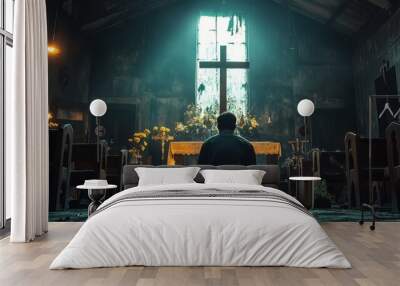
[217,112,237,131]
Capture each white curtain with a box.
[7,0,49,242]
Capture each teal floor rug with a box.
[311,209,400,222]
[49,209,87,222]
[49,208,400,223]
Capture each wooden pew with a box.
[312,149,346,204]
[68,141,109,208]
[69,143,99,208]
[344,132,387,208]
[99,140,109,179]
[49,128,62,211]
[105,152,122,194]
[386,122,400,211]
[49,124,73,211]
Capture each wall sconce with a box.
[48,44,61,56]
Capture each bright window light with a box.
[196,15,248,115]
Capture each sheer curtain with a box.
[7,0,49,242]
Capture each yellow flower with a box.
[134,137,141,143]
[144,129,151,135]
[250,118,259,128]
[175,122,185,132]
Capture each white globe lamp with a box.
[89,99,107,162]
[90,99,107,117]
[297,99,315,117]
[297,99,315,157]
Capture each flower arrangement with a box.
[151,126,173,141]
[128,129,151,163]
[151,126,174,162]
[174,104,218,140]
[237,113,259,138]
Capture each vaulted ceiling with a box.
[55,0,399,37]
[74,0,180,32]
[271,0,399,35]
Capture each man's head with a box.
[217,112,236,132]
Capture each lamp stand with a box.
[303,116,312,158]
[304,116,308,157]
[96,117,100,163]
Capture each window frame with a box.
[0,0,14,230]
[195,13,249,115]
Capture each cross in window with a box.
[199,45,250,114]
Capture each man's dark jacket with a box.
[198,130,256,165]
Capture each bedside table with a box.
[76,184,117,216]
[289,176,321,209]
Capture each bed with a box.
[50,165,351,269]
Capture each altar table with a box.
[167,141,282,165]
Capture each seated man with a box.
[198,112,256,165]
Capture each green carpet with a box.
[49,209,400,223]
[49,209,87,222]
[311,209,400,222]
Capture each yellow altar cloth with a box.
[167,141,282,166]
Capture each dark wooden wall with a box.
[47,0,358,154]
[353,9,400,136]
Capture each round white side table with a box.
[77,184,117,216]
[289,176,321,209]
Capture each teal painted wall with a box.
[89,0,356,152]
[47,0,357,154]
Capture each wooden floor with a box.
[0,222,399,286]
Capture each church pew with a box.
[99,140,109,179]
[119,149,128,191]
[68,143,99,209]
[68,141,109,208]
[104,151,126,195]
[49,124,73,211]
[49,128,62,211]
[312,149,346,205]
[344,132,388,208]
[386,122,400,212]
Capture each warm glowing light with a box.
[48,45,61,56]
[48,112,59,128]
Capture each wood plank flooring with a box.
[0,222,399,286]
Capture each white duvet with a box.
[50,183,351,269]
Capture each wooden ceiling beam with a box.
[81,0,178,32]
[354,2,394,44]
[325,0,352,26]
[366,0,391,10]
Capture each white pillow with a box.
[200,169,266,185]
[135,167,200,186]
